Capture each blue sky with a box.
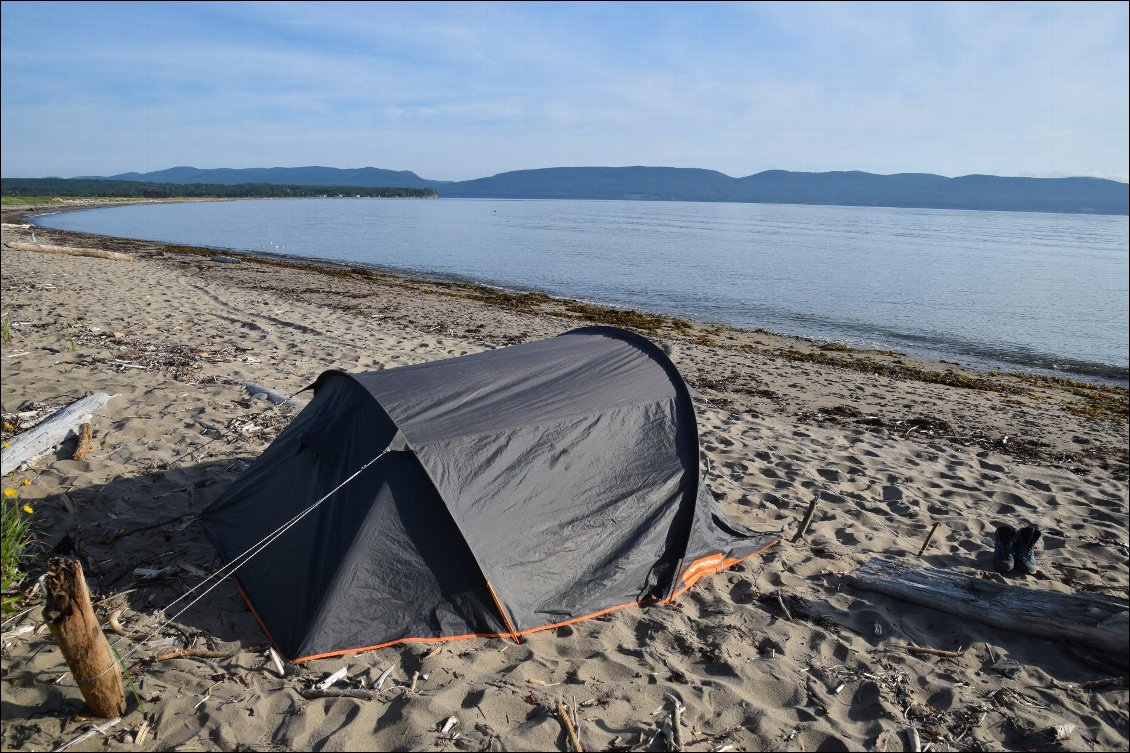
[2,1,1127,181]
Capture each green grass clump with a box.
[1,485,36,613]
[0,311,11,342]
[0,195,68,206]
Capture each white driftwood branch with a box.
[235,380,299,407]
[851,557,1129,660]
[7,242,133,262]
[2,393,116,475]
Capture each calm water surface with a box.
[37,199,1129,384]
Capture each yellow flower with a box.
[22,504,33,514]
[3,489,15,498]
[21,479,30,486]
[2,440,8,448]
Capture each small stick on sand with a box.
[572,694,582,747]
[905,726,921,753]
[907,646,965,658]
[132,720,149,746]
[917,522,940,557]
[408,670,420,694]
[774,591,793,622]
[315,667,349,691]
[266,648,285,678]
[556,697,584,752]
[106,609,131,638]
[299,688,383,701]
[791,493,821,543]
[71,422,93,461]
[671,701,685,751]
[156,647,234,662]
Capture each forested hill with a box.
[0,178,437,200]
[33,165,1130,214]
[441,167,1129,214]
[95,165,443,189]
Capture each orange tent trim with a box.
[261,538,779,663]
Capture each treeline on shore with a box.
[0,178,437,200]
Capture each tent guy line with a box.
[82,443,395,684]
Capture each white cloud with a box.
[1,2,1126,181]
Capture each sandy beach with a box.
[1,205,1127,752]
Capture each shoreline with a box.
[11,199,1130,388]
[3,200,1126,477]
[2,206,1128,751]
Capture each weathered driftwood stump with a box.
[42,557,125,718]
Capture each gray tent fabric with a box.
[200,326,776,661]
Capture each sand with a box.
[1,207,1127,752]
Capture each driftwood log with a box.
[42,558,125,718]
[851,558,1129,660]
[1,393,116,475]
[235,380,299,407]
[6,242,133,262]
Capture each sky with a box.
[1,1,1127,182]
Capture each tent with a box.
[200,326,776,662]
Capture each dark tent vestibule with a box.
[200,326,776,662]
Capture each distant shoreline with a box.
[4,164,1127,214]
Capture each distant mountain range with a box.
[72,165,1130,214]
[92,165,445,190]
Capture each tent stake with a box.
[791,493,821,543]
[917,523,941,556]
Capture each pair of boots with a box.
[993,525,1041,575]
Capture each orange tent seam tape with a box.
[277,539,780,663]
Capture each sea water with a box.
[36,198,1129,384]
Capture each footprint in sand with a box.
[881,484,903,502]
[847,680,886,722]
[1024,478,1053,492]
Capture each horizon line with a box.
[4,164,1128,185]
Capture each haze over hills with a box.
[68,165,1130,214]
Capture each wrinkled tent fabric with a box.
[200,326,776,661]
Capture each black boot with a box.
[993,525,1017,574]
[1012,526,1041,575]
